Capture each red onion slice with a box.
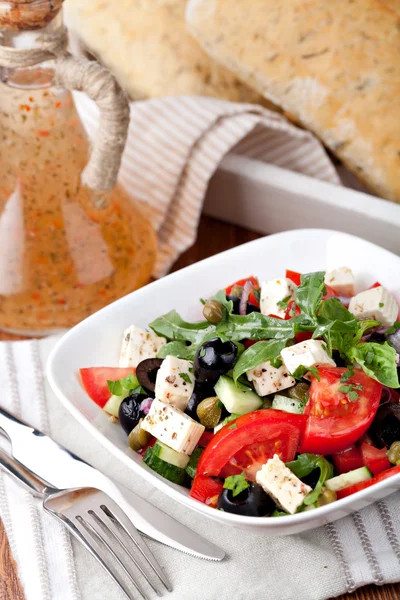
[239,279,254,315]
[139,398,153,415]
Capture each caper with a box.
[196,396,222,428]
[317,487,337,507]
[288,382,310,403]
[203,300,224,324]
[230,285,243,298]
[387,441,400,465]
[128,419,151,451]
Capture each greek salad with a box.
[80,268,400,517]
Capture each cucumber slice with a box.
[214,413,240,434]
[143,447,185,484]
[152,441,190,469]
[214,376,263,415]
[185,447,204,479]
[325,466,372,492]
[272,395,305,415]
[103,393,127,417]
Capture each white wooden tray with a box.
[204,155,400,254]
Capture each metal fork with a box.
[0,449,171,600]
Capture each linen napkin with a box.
[72,93,341,278]
[1,335,400,600]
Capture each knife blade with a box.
[0,407,225,561]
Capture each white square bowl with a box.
[47,229,400,534]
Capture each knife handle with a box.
[0,447,47,496]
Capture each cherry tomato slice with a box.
[360,442,391,475]
[299,368,382,455]
[225,276,260,307]
[80,367,136,408]
[332,445,364,474]
[336,465,400,499]
[195,410,305,479]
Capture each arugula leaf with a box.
[253,288,261,304]
[212,289,234,314]
[219,311,298,342]
[157,340,197,360]
[223,472,249,497]
[314,298,359,355]
[150,310,215,344]
[351,319,381,345]
[232,339,288,382]
[292,365,320,381]
[348,342,400,388]
[386,321,400,335]
[286,454,334,505]
[295,272,326,319]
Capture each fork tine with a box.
[101,504,172,592]
[76,516,149,600]
[46,508,135,600]
[89,510,161,597]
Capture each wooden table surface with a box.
[0,215,399,600]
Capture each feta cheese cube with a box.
[119,325,166,368]
[348,286,399,327]
[141,399,204,455]
[247,360,295,397]
[260,278,296,318]
[256,454,312,514]
[155,356,195,411]
[324,267,355,297]
[281,340,336,376]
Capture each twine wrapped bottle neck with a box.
[0,4,130,206]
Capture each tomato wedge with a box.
[225,276,260,307]
[360,442,391,475]
[80,367,136,408]
[332,446,364,474]
[194,410,305,480]
[299,368,382,455]
[190,475,223,507]
[336,465,400,499]
[286,269,301,286]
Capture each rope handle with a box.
[0,29,130,207]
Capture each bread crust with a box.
[64,0,264,104]
[187,0,400,202]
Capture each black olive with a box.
[194,338,238,385]
[217,483,274,517]
[227,295,259,315]
[119,393,148,435]
[136,358,163,397]
[369,403,400,448]
[185,382,215,420]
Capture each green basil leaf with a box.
[286,454,334,506]
[107,380,123,396]
[150,310,215,344]
[223,472,249,497]
[348,342,400,388]
[295,272,326,319]
[232,339,287,382]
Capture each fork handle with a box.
[0,447,47,496]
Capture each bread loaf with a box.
[64,0,263,104]
[186,0,400,203]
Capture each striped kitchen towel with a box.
[73,94,340,278]
[1,335,400,600]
